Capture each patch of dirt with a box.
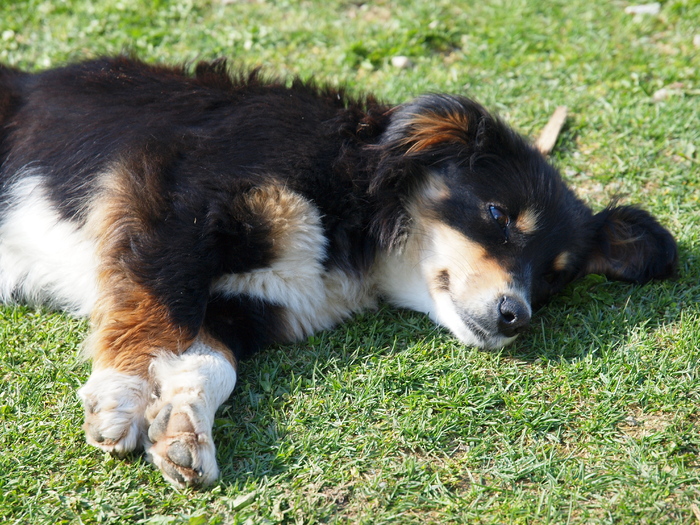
[618,406,674,439]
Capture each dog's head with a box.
[371,94,677,349]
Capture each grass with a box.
[1,0,699,523]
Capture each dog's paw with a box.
[144,398,219,488]
[78,369,149,456]
[143,335,237,487]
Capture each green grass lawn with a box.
[1,0,699,523]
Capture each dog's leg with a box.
[77,284,236,487]
[75,169,295,485]
[143,332,236,487]
[77,280,198,459]
[75,165,230,483]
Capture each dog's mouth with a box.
[439,289,533,349]
[454,306,518,349]
[454,309,492,342]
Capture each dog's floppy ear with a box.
[373,94,480,164]
[369,95,482,249]
[582,204,678,283]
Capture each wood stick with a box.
[535,105,568,156]
[691,503,700,523]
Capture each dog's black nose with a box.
[497,296,531,337]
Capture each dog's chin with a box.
[449,324,517,350]
[432,298,518,349]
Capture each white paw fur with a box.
[144,337,237,487]
[78,369,149,455]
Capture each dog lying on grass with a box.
[0,57,677,487]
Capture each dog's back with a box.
[0,64,26,163]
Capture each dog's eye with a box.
[489,205,510,230]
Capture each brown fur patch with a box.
[241,184,319,261]
[553,251,571,272]
[423,221,513,297]
[86,285,191,375]
[402,111,469,154]
[83,166,194,376]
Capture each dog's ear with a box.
[369,95,482,249]
[373,94,478,165]
[582,204,678,283]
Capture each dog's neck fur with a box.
[372,225,434,314]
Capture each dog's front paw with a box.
[142,335,237,487]
[78,369,149,456]
[144,398,219,488]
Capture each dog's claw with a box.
[161,461,187,486]
[148,403,172,442]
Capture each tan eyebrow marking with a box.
[515,208,540,235]
[553,251,571,272]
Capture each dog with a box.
[0,56,677,487]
